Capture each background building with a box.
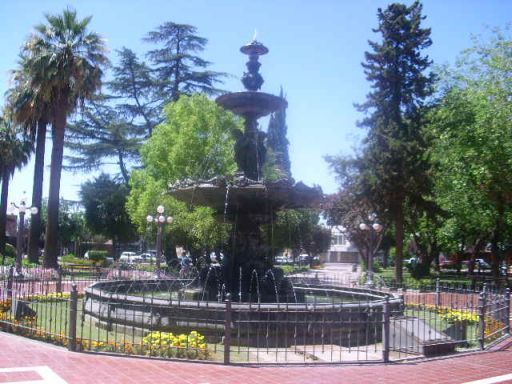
[322,226,360,264]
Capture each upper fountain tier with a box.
[216,91,286,120]
[217,39,287,120]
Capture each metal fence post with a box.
[7,266,14,299]
[478,286,487,350]
[68,284,78,352]
[56,267,62,294]
[435,278,441,307]
[505,288,511,336]
[224,293,232,365]
[382,296,390,363]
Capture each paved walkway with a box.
[1,332,512,384]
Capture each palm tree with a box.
[23,9,108,267]
[0,117,32,259]
[6,60,50,263]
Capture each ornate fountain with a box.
[170,38,322,301]
[84,39,400,349]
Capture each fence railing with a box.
[0,266,510,365]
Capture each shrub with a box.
[60,254,76,263]
[406,261,431,279]
[0,256,15,266]
[0,244,16,264]
[4,244,16,259]
[373,259,383,273]
[87,250,108,262]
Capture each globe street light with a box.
[359,217,383,288]
[146,205,173,276]
[9,193,39,275]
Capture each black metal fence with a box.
[0,266,510,365]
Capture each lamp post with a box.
[146,205,173,276]
[10,193,39,275]
[359,215,383,288]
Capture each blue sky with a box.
[1,0,511,202]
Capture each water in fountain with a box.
[264,269,280,303]
[249,269,261,303]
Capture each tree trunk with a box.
[394,205,404,285]
[118,150,129,184]
[28,120,47,263]
[469,238,484,275]
[44,108,66,269]
[0,172,10,257]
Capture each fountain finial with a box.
[240,35,268,91]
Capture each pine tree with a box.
[108,48,161,137]
[66,48,158,182]
[356,1,434,283]
[66,96,144,184]
[266,88,291,180]
[144,22,225,105]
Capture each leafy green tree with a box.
[144,22,225,105]
[0,117,32,256]
[141,94,239,183]
[266,88,291,180]
[430,32,512,276]
[80,174,137,256]
[335,1,434,283]
[23,9,108,267]
[126,94,241,259]
[324,189,385,268]
[270,209,330,261]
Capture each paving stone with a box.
[0,331,511,384]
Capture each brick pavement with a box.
[1,331,512,384]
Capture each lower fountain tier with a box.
[169,177,323,215]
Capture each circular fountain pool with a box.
[84,277,401,347]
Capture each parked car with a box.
[405,257,418,265]
[138,253,157,263]
[119,251,141,264]
[297,254,313,264]
[275,255,292,264]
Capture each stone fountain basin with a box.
[84,280,401,347]
[169,177,322,215]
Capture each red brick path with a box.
[1,331,511,384]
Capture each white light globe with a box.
[30,207,39,215]
[146,215,154,223]
[157,205,165,214]
[158,215,166,223]
[373,223,383,232]
[166,216,174,224]
[359,223,369,231]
